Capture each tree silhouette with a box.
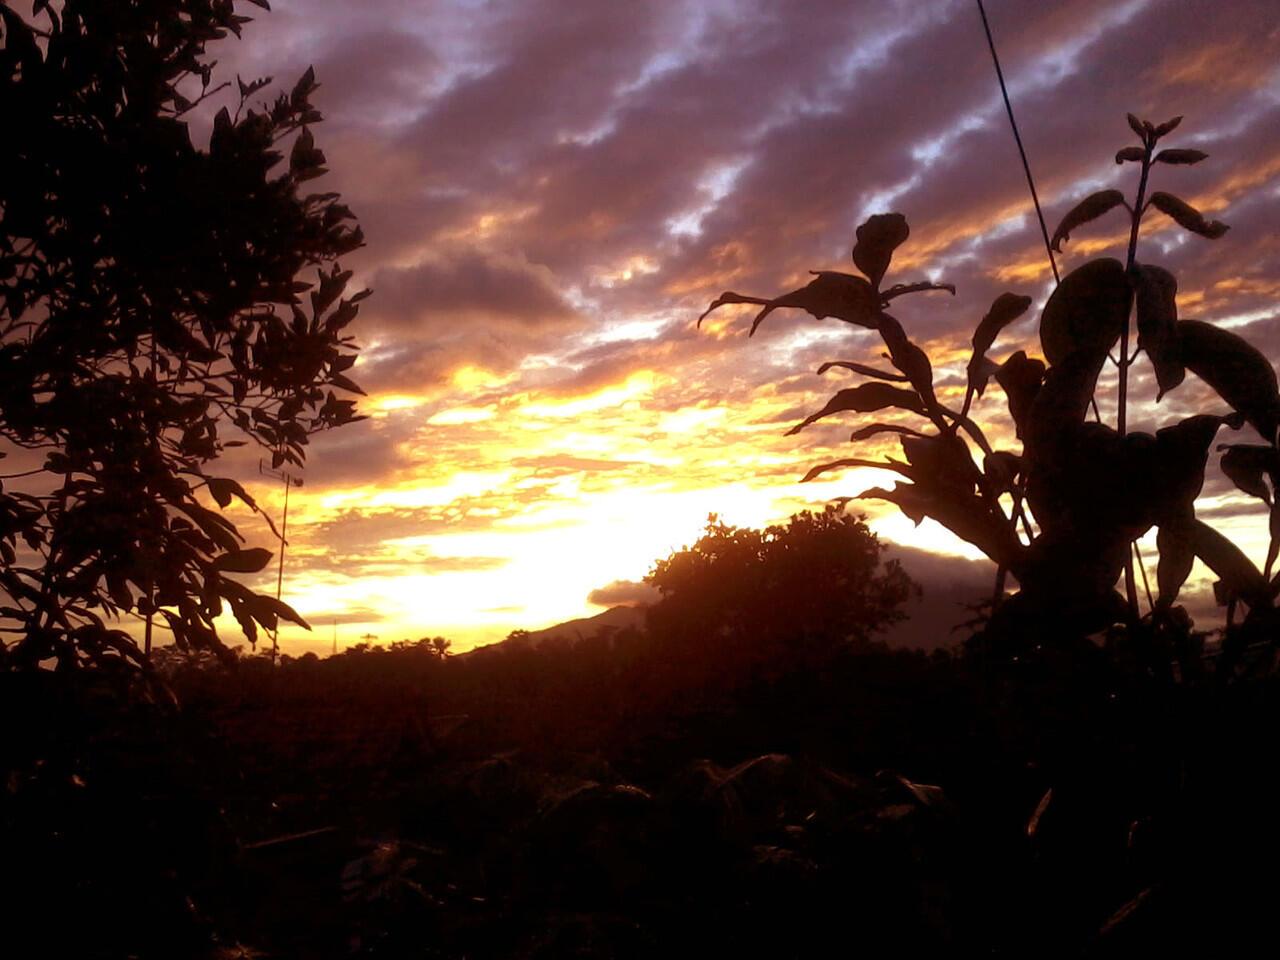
[646,508,917,657]
[0,1,366,670]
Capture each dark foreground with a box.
[6,634,1280,958]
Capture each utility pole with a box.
[259,460,303,664]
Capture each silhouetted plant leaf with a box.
[849,423,926,443]
[969,293,1032,395]
[1147,192,1228,239]
[1150,414,1239,523]
[1179,319,1280,440]
[1153,116,1183,137]
[852,213,909,288]
[800,457,912,484]
[1154,148,1208,165]
[212,547,273,574]
[786,383,925,435]
[207,476,257,510]
[816,361,907,382]
[1051,190,1126,253]
[249,593,311,632]
[878,314,936,409]
[1132,263,1184,399]
[1218,444,1278,504]
[699,272,880,335]
[983,451,1023,494]
[901,433,982,495]
[1191,519,1271,609]
[994,351,1045,440]
[1040,258,1130,366]
[1127,113,1148,139]
[1115,146,1145,164]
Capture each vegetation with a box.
[700,114,1277,676]
[3,0,1278,950]
[0,0,365,670]
[645,507,917,671]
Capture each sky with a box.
[180,0,1280,655]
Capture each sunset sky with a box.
[191,0,1280,655]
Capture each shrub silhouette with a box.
[0,1,366,670]
[702,114,1277,673]
[645,507,916,658]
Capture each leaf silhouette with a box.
[816,360,908,382]
[983,451,1023,494]
[1154,148,1208,165]
[1179,319,1280,440]
[1040,258,1130,367]
[878,314,936,409]
[699,272,880,335]
[1051,190,1126,252]
[849,423,927,443]
[993,351,1046,440]
[786,383,925,436]
[1132,263,1184,399]
[852,213,909,288]
[1156,522,1195,608]
[800,457,912,484]
[1218,444,1277,504]
[1148,192,1228,239]
[1192,519,1271,610]
[969,292,1032,396]
[212,547,273,574]
[1115,146,1145,164]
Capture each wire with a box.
[976,0,1060,285]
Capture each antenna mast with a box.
[259,460,303,664]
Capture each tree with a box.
[0,1,366,670]
[701,114,1278,675]
[645,507,918,656]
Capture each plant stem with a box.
[1119,138,1153,618]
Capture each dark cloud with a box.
[368,249,582,331]
[586,579,662,608]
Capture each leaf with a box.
[207,476,258,510]
[878,314,935,408]
[330,373,365,395]
[852,213,910,288]
[1218,444,1277,504]
[786,383,925,436]
[1115,146,1145,164]
[1040,258,1130,367]
[800,457,910,484]
[969,292,1032,395]
[1179,319,1280,440]
[1050,190,1126,253]
[213,548,274,574]
[816,361,907,382]
[1191,519,1271,610]
[249,593,312,632]
[1127,113,1147,139]
[1156,522,1195,609]
[1132,263,1184,399]
[901,433,982,495]
[983,451,1023,494]
[849,423,926,443]
[1153,148,1207,165]
[994,352,1046,440]
[698,272,880,335]
[1153,116,1182,137]
[1147,192,1228,239]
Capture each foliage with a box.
[0,1,366,669]
[701,114,1279,673]
[645,507,918,656]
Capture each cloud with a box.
[367,249,582,332]
[586,579,662,608]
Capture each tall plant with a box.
[700,114,1278,672]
